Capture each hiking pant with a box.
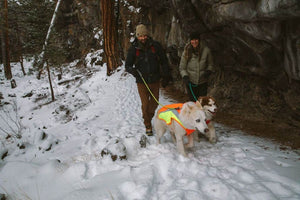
[186,82,208,101]
[137,81,160,128]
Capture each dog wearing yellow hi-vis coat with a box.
[154,101,209,157]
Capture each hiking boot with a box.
[146,126,153,136]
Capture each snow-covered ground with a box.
[0,59,299,200]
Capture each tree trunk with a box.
[1,0,12,80]
[1,23,6,68]
[36,0,62,79]
[15,13,26,76]
[46,61,55,101]
[100,0,121,76]
[19,55,26,76]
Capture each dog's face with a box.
[198,96,217,119]
[191,108,208,134]
[181,101,208,134]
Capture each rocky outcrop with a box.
[61,0,300,130]
[132,0,300,129]
[59,0,101,59]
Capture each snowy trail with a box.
[0,64,300,200]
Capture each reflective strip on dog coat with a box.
[158,103,195,135]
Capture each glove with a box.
[183,76,190,86]
[161,75,172,88]
[203,70,212,78]
[127,68,138,77]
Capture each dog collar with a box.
[206,120,211,124]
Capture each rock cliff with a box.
[62,0,300,142]
[135,0,300,132]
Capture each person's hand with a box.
[161,75,172,88]
[127,68,138,77]
[183,76,190,86]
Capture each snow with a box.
[0,57,300,200]
[121,0,141,13]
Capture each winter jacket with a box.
[179,41,214,85]
[125,37,170,83]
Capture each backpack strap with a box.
[135,45,155,58]
[151,45,155,53]
[134,44,160,66]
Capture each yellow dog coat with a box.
[158,103,195,135]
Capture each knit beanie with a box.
[136,24,148,37]
[189,32,200,40]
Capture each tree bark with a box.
[15,13,26,76]
[19,54,26,76]
[100,0,121,76]
[1,0,12,80]
[46,61,55,101]
[36,0,62,79]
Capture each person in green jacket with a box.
[179,32,214,101]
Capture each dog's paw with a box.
[179,153,188,158]
[184,143,194,148]
[209,137,217,144]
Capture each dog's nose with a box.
[214,108,217,112]
[204,128,209,133]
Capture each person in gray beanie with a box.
[125,24,172,136]
[179,32,214,101]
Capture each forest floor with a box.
[163,86,300,150]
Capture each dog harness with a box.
[158,103,195,135]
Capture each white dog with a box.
[154,101,209,157]
[197,96,217,143]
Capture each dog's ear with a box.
[186,103,194,114]
[195,101,203,109]
[182,102,193,115]
[181,108,189,116]
[198,98,203,104]
[209,96,216,102]
[198,97,205,107]
[197,96,202,103]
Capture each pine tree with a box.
[1,0,12,80]
[7,0,68,74]
[100,0,121,75]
